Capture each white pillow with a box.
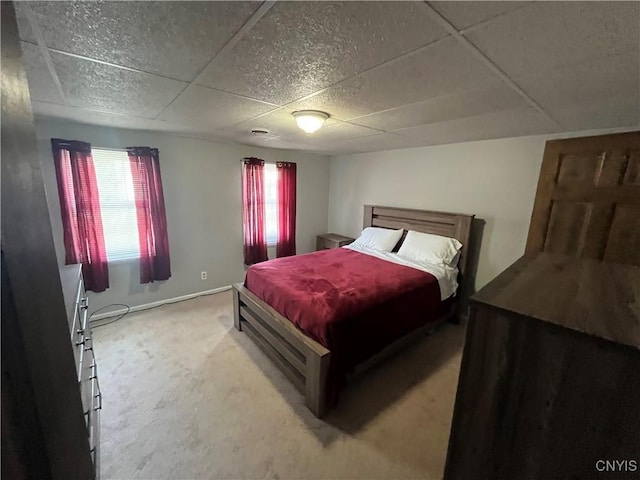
[351,227,404,252]
[397,230,462,267]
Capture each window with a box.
[53,139,171,288]
[264,163,278,245]
[91,148,140,261]
[242,158,296,264]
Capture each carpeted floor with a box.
[92,290,465,480]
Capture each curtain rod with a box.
[239,159,296,164]
[93,146,126,152]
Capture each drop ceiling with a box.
[16,1,640,155]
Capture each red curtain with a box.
[276,162,297,258]
[242,158,268,265]
[51,139,109,292]
[128,147,171,284]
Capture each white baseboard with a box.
[89,285,231,322]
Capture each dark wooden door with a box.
[526,131,640,265]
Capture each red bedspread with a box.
[245,247,446,405]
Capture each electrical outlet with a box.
[201,271,207,280]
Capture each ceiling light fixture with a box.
[292,110,329,134]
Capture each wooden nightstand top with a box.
[316,233,355,251]
[317,233,355,243]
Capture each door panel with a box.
[556,153,602,186]
[544,201,590,256]
[605,204,640,265]
[526,132,640,265]
[623,151,640,185]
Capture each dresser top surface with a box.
[59,264,82,320]
[472,253,640,350]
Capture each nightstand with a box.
[316,233,355,251]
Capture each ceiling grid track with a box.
[420,1,564,130]
[43,47,186,83]
[24,4,67,105]
[458,3,535,36]
[33,100,156,121]
[154,1,277,120]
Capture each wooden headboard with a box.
[363,205,475,280]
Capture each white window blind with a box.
[264,163,278,246]
[91,148,140,261]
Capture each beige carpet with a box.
[92,290,465,480]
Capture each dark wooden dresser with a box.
[444,253,640,480]
[60,265,101,479]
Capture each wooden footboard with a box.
[232,283,331,417]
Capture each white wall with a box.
[36,119,330,315]
[328,128,635,294]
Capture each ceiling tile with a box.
[157,85,276,130]
[223,108,339,139]
[33,101,170,131]
[14,3,36,42]
[282,122,381,146]
[395,107,559,146]
[516,51,639,109]
[351,85,527,131]
[20,42,63,104]
[231,134,321,152]
[319,133,429,155]
[516,51,639,129]
[196,1,449,104]
[51,52,187,118]
[466,2,640,80]
[21,1,261,81]
[551,95,639,132]
[223,129,280,144]
[287,37,502,120]
[429,1,532,31]
[32,101,237,144]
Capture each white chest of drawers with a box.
[60,265,101,479]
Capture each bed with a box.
[232,205,474,417]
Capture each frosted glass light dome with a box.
[293,110,330,134]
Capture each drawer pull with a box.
[92,363,102,411]
[80,297,89,310]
